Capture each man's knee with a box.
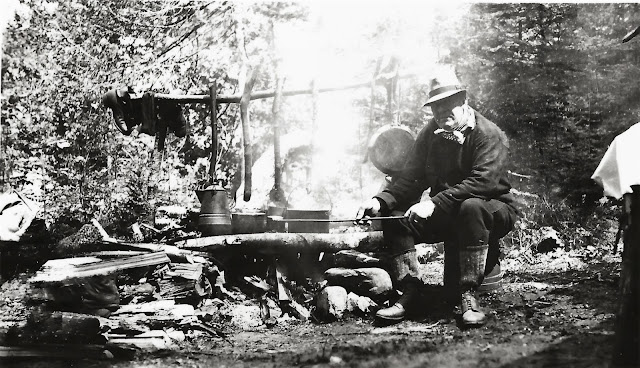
[458,198,486,220]
[456,198,493,245]
[382,210,412,234]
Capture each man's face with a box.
[429,93,466,130]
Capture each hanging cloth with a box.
[157,100,188,138]
[140,91,157,136]
[592,122,640,199]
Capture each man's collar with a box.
[466,108,477,131]
[432,106,476,144]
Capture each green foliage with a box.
[1,2,635,249]
[504,189,620,256]
[438,3,640,218]
[1,0,306,237]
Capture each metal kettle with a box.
[196,186,232,236]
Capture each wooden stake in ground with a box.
[613,187,640,366]
[240,66,261,201]
[209,83,217,183]
[270,73,286,207]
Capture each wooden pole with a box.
[133,74,415,105]
[173,231,385,254]
[613,187,640,366]
[310,79,318,183]
[272,75,285,200]
[240,67,261,201]
[268,22,285,206]
[0,107,4,190]
[209,83,217,183]
[363,59,383,196]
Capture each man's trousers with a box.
[382,197,518,292]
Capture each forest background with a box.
[1,1,638,252]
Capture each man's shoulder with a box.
[416,119,438,139]
[473,111,504,132]
[473,110,498,129]
[472,110,509,144]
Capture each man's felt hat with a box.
[423,66,466,106]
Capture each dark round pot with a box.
[284,209,331,233]
[198,213,232,236]
[368,125,415,175]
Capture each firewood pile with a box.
[0,211,419,360]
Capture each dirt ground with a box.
[1,247,622,368]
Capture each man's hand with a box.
[355,198,382,224]
[404,200,436,224]
[0,202,35,242]
[0,192,38,242]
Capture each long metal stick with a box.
[271,216,407,223]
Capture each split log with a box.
[106,330,184,352]
[30,252,170,283]
[156,263,212,299]
[275,263,292,302]
[107,240,209,264]
[111,300,195,318]
[111,300,175,315]
[0,345,111,359]
[281,299,310,321]
[173,231,384,254]
[83,250,149,257]
[7,311,106,345]
[325,250,381,268]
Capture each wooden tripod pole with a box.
[209,83,217,183]
[272,75,285,197]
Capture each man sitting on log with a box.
[356,66,519,327]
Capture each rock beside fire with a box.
[316,286,348,320]
[323,250,381,268]
[535,227,564,253]
[346,292,377,314]
[324,267,392,300]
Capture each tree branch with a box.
[155,23,202,59]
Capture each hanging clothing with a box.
[592,122,640,199]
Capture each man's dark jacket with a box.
[375,110,516,215]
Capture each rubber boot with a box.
[447,240,504,296]
[459,244,488,327]
[443,240,460,305]
[376,249,420,322]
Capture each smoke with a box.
[240,2,472,219]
